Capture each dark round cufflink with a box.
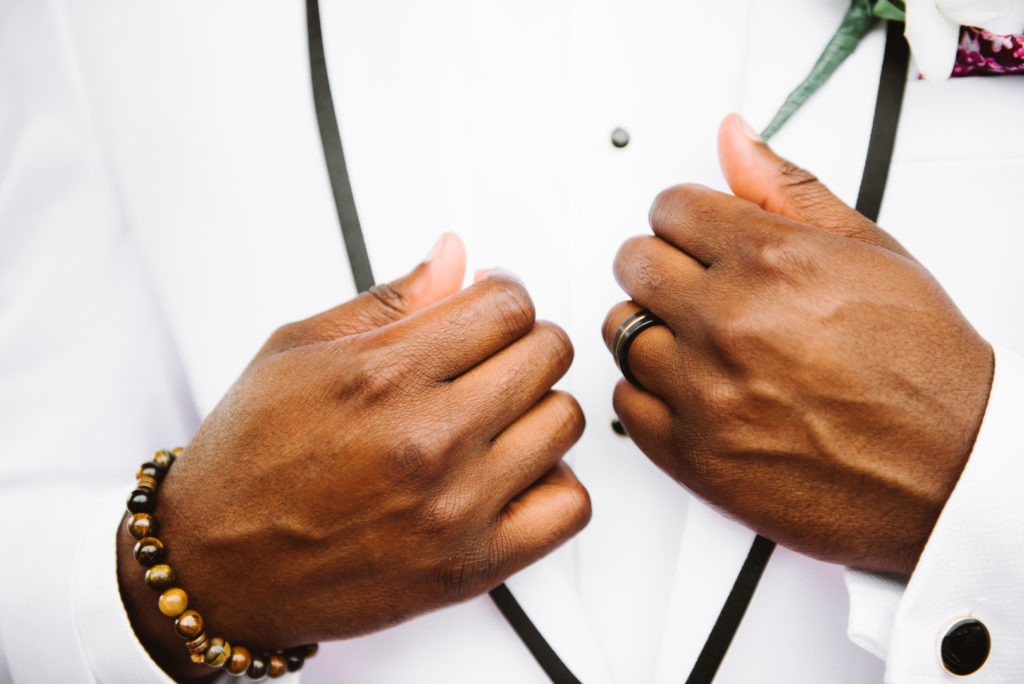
[941,618,990,676]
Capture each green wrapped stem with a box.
[761,0,888,140]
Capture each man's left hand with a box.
[603,115,993,575]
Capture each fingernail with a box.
[424,234,446,263]
[735,114,763,142]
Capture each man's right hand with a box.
[117,233,591,679]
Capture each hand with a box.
[119,234,591,679]
[603,115,993,575]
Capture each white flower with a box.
[904,0,1024,79]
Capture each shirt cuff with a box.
[847,344,1024,681]
[845,567,906,661]
[72,485,175,684]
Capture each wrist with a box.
[117,449,316,680]
[117,516,213,682]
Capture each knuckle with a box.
[614,236,666,295]
[486,364,521,405]
[342,329,439,400]
[436,557,469,599]
[562,481,593,531]
[547,392,586,442]
[534,322,574,373]
[603,305,636,349]
[777,162,831,212]
[679,443,721,489]
[482,279,536,338]
[615,235,650,263]
[649,183,703,228]
[843,220,901,252]
[367,281,411,320]
[351,349,411,403]
[697,377,742,419]
[632,256,665,297]
[266,321,305,351]
[777,160,819,193]
[777,159,816,186]
[434,551,486,601]
[738,230,812,279]
[391,430,451,483]
[704,305,748,359]
[612,235,644,277]
[423,490,464,531]
[601,312,617,347]
[750,236,794,272]
[611,381,646,435]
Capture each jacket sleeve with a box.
[75,488,179,684]
[0,484,175,684]
[0,2,201,677]
[846,344,1024,682]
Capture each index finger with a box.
[352,270,538,381]
[649,183,779,266]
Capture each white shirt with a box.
[1,0,1023,682]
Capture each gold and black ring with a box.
[612,310,664,391]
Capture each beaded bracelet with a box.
[126,448,318,679]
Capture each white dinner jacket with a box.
[2,0,1024,682]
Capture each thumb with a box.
[354,231,468,329]
[275,233,467,347]
[717,114,911,258]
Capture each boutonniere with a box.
[904,0,1023,79]
[762,0,1023,139]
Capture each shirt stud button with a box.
[611,417,627,436]
[941,618,990,676]
[610,127,630,148]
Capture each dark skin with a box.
[603,114,994,575]
[119,234,591,680]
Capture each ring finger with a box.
[602,300,681,400]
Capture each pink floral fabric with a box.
[952,26,1024,76]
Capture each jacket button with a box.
[941,618,990,676]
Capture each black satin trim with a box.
[856,20,911,223]
[490,584,582,683]
[306,0,375,292]
[684,536,776,684]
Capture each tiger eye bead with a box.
[126,488,155,514]
[171,447,184,455]
[137,461,167,482]
[135,475,158,493]
[133,537,164,566]
[267,654,287,679]
[174,609,203,638]
[283,647,305,672]
[153,449,177,469]
[157,587,188,616]
[225,645,252,676]
[246,654,269,680]
[204,637,231,667]
[144,563,175,591]
[126,513,156,540]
